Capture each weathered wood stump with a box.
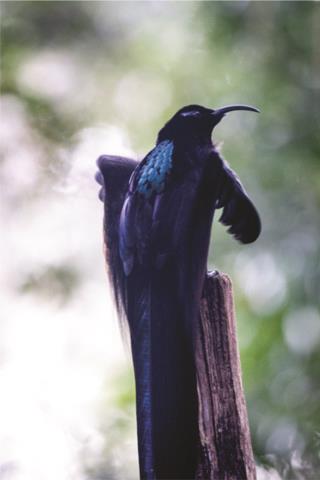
[196,271,256,480]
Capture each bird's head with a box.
[157,104,259,144]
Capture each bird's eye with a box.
[180,111,200,118]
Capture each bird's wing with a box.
[96,154,138,313]
[217,159,261,244]
[119,140,194,273]
[118,158,154,275]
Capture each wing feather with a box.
[119,141,179,273]
[217,160,261,244]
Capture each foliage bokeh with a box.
[1,2,319,479]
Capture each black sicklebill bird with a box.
[96,104,261,480]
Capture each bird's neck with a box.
[157,133,213,149]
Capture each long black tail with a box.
[127,262,198,479]
[97,155,198,479]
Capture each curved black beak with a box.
[213,104,260,116]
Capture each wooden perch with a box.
[196,271,256,480]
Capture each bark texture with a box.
[196,271,256,480]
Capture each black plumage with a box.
[96,104,261,479]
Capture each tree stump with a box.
[196,271,256,480]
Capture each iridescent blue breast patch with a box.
[137,140,174,198]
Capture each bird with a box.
[96,104,261,480]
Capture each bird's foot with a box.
[207,269,219,277]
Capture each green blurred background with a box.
[1,1,319,479]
